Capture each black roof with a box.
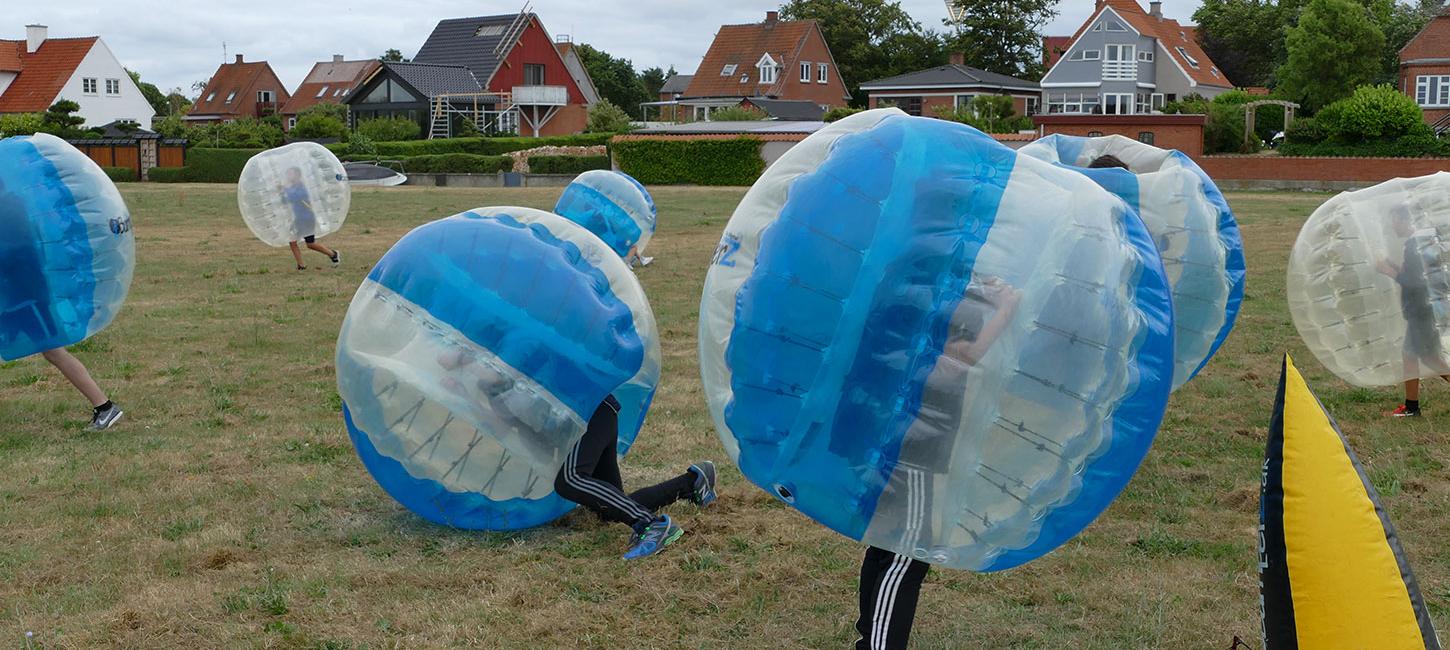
[659,74,693,95]
[859,64,1039,92]
[747,98,825,121]
[379,61,483,98]
[97,120,159,139]
[413,14,531,85]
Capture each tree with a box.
[640,66,670,99]
[781,0,946,107]
[40,99,88,138]
[708,105,771,121]
[165,89,193,116]
[1277,0,1385,112]
[380,49,409,63]
[943,0,1060,79]
[126,69,170,117]
[152,114,187,139]
[577,43,650,119]
[291,113,348,140]
[586,99,634,133]
[1375,0,1441,82]
[1194,0,1292,87]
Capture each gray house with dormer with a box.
[1040,0,1233,115]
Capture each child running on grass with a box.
[1377,206,1450,417]
[279,167,340,271]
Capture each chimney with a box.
[765,10,779,23]
[949,52,964,66]
[25,24,46,54]
[332,54,344,63]
[1150,1,1163,18]
[234,54,244,64]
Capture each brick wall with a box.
[1034,114,1207,157]
[1399,62,1450,124]
[1196,155,1450,184]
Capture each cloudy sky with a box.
[10,0,1202,95]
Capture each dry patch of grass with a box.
[0,186,1445,648]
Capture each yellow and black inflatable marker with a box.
[1259,355,1441,649]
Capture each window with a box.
[720,64,737,76]
[1138,131,1155,145]
[1024,96,1040,116]
[523,64,546,85]
[225,90,237,103]
[1418,75,1450,107]
[695,106,709,121]
[1135,93,1150,114]
[1102,93,1134,115]
[800,62,811,82]
[387,80,415,102]
[1211,67,1221,78]
[257,90,274,103]
[1105,21,1126,31]
[1176,47,1200,68]
[475,24,506,37]
[1088,131,1104,137]
[818,63,828,83]
[1070,49,1102,61]
[757,54,778,84]
[1046,92,1098,114]
[954,94,976,111]
[878,96,922,116]
[1138,51,1154,62]
[105,79,120,95]
[1104,45,1137,80]
[1093,22,1103,31]
[316,86,329,97]
[288,117,297,129]
[205,92,216,102]
[740,74,750,84]
[82,78,97,94]
[1151,93,1166,111]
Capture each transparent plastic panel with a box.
[553,170,658,259]
[237,142,350,247]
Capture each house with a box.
[346,61,494,135]
[740,97,825,120]
[670,11,850,121]
[554,39,601,106]
[1039,0,1233,115]
[0,25,154,127]
[407,11,597,137]
[859,53,1041,118]
[652,73,692,121]
[187,54,290,124]
[280,55,380,130]
[1399,6,1450,126]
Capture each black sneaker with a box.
[90,403,124,431]
[689,461,717,507]
[330,250,341,268]
[1390,404,1422,418]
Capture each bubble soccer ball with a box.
[698,109,1175,571]
[336,207,661,530]
[237,142,349,247]
[1288,172,1450,387]
[1020,134,1245,390]
[0,133,134,361]
[553,170,657,259]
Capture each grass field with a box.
[1,185,1447,649]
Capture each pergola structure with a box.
[1244,100,1300,150]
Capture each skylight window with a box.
[1177,47,1200,68]
[225,90,237,103]
[476,24,506,37]
[316,85,329,97]
[721,63,738,76]
[205,92,216,102]
[740,74,749,84]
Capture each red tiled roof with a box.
[191,60,277,117]
[280,59,379,115]
[0,37,98,113]
[683,19,814,98]
[1043,36,1072,68]
[1052,0,1231,89]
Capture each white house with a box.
[0,25,155,127]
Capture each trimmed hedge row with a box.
[528,155,610,174]
[326,134,612,157]
[101,166,137,182]
[611,138,765,186]
[150,148,263,183]
[340,153,512,173]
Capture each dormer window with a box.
[756,53,778,84]
[721,64,737,76]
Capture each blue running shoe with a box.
[689,461,717,507]
[624,515,683,560]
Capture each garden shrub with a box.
[611,137,764,185]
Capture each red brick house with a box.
[280,55,380,130]
[672,11,849,121]
[1399,6,1450,125]
[187,54,290,124]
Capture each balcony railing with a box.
[513,85,568,106]
[1102,61,1137,81]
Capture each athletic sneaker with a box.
[1390,404,1422,418]
[689,461,717,507]
[624,515,683,560]
[330,250,341,268]
[89,403,124,431]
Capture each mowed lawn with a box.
[1,185,1447,649]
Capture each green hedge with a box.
[149,167,189,183]
[326,134,612,157]
[363,153,513,173]
[611,137,764,185]
[528,155,610,174]
[101,166,137,182]
[187,148,263,182]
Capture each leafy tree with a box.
[782,0,946,107]
[1193,0,1292,87]
[586,99,634,133]
[291,114,348,140]
[188,117,285,148]
[932,95,1031,133]
[577,44,650,119]
[355,116,421,141]
[380,49,409,62]
[298,102,349,123]
[40,99,88,138]
[126,69,170,117]
[1277,0,1385,112]
[1317,83,1424,141]
[640,66,671,99]
[0,112,44,136]
[152,114,187,139]
[165,89,192,116]
[708,105,771,121]
[1375,0,1442,81]
[943,0,1060,79]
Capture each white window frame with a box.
[257,90,274,103]
[288,116,297,128]
[1418,75,1450,107]
[954,94,976,111]
[105,78,120,95]
[225,90,237,104]
[720,64,737,76]
[1106,20,1127,31]
[1024,96,1040,116]
[740,74,749,84]
[757,53,778,84]
[1102,93,1134,115]
[1093,22,1103,31]
[1138,51,1154,62]
[316,85,329,98]
[817,62,828,83]
[205,91,216,102]
[1151,93,1166,111]
[1071,49,1102,62]
[800,61,811,82]
[1104,45,1137,81]
[1046,92,1098,114]
[82,77,98,94]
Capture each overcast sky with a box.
[10,0,1202,95]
